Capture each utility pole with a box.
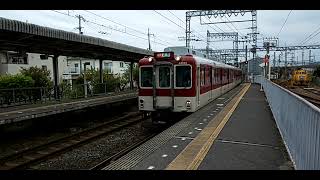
[245,45,248,81]
[278,53,281,67]
[309,50,311,65]
[285,50,287,79]
[147,28,154,50]
[76,15,84,35]
[206,30,210,57]
[75,15,84,75]
[273,52,276,68]
[266,45,270,79]
[302,51,304,65]
[76,15,84,91]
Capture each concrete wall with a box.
[0,52,68,84]
[65,58,129,76]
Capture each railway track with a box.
[89,133,158,170]
[304,88,320,96]
[293,92,320,107]
[289,88,320,107]
[0,112,144,170]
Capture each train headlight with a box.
[175,56,181,61]
[140,99,144,108]
[186,100,191,109]
[148,57,154,62]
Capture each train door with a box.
[220,68,223,95]
[209,66,212,100]
[197,66,200,106]
[153,63,174,110]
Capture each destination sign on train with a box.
[154,52,173,59]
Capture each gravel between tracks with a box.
[32,120,158,170]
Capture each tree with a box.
[20,66,52,88]
[313,65,320,77]
[73,68,122,93]
[122,63,139,88]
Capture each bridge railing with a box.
[259,76,320,170]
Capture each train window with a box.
[158,67,171,88]
[200,67,205,86]
[140,67,153,88]
[212,69,215,84]
[175,66,191,88]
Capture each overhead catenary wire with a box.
[223,16,246,39]
[155,10,213,50]
[84,10,147,36]
[51,10,174,47]
[203,17,225,33]
[302,31,320,45]
[299,25,320,45]
[277,10,292,37]
[155,10,205,40]
[82,10,175,46]
[154,10,185,31]
[167,10,205,39]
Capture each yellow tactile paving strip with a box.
[166,83,251,170]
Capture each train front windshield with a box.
[140,67,153,87]
[176,66,191,88]
[140,65,191,88]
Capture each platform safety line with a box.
[165,83,251,170]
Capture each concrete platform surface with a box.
[103,84,245,170]
[198,84,292,170]
[103,84,293,170]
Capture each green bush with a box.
[0,74,34,89]
[73,68,126,93]
[20,66,52,88]
[0,74,35,104]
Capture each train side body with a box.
[138,49,242,115]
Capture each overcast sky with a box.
[1,10,320,63]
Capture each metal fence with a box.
[260,77,320,170]
[0,83,136,108]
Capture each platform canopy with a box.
[0,17,154,62]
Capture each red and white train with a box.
[138,47,242,119]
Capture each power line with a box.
[157,10,203,40]
[155,10,208,47]
[86,20,170,46]
[277,10,292,37]
[51,10,172,47]
[154,10,185,30]
[83,10,147,36]
[168,10,206,40]
[167,10,184,24]
[223,16,246,39]
[302,31,320,45]
[299,25,320,45]
[83,10,175,46]
[51,10,77,19]
[205,17,225,33]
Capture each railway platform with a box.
[103,83,293,170]
[0,91,137,126]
